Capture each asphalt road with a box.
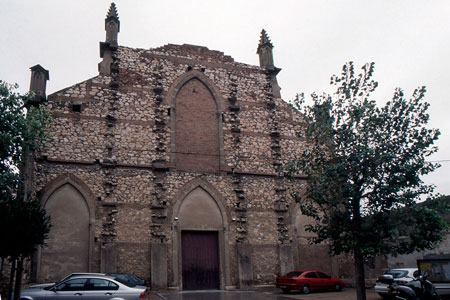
[153,288,381,300]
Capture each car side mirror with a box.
[419,270,428,279]
[378,274,394,284]
[51,285,63,292]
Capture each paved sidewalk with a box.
[269,288,381,300]
[153,288,381,300]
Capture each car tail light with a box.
[139,291,146,298]
[397,280,407,284]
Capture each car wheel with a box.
[282,288,290,294]
[302,285,310,294]
[335,283,342,292]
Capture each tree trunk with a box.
[13,257,23,300]
[351,196,366,300]
[8,259,16,300]
[354,246,367,300]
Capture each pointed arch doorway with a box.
[172,182,230,290]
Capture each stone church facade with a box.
[28,3,341,290]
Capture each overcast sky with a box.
[1,0,449,196]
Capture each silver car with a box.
[374,268,420,299]
[20,275,147,300]
[28,272,106,289]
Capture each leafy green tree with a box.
[0,80,52,300]
[287,62,448,300]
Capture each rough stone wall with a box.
[33,43,306,287]
[334,254,388,286]
[252,245,278,284]
[115,243,150,281]
[297,244,333,273]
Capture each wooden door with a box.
[181,231,220,290]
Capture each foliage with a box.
[0,193,51,259]
[288,62,446,256]
[1,81,51,190]
[0,80,52,260]
[286,62,448,299]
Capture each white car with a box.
[375,268,420,299]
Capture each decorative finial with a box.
[99,3,120,74]
[257,29,275,67]
[256,29,282,98]
[104,2,120,47]
[106,3,119,20]
[258,29,273,50]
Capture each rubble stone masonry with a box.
[30,11,339,288]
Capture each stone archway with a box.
[37,175,94,282]
[170,179,231,290]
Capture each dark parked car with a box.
[21,274,147,300]
[276,270,344,294]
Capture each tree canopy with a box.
[1,80,52,300]
[0,80,52,258]
[0,194,51,259]
[286,62,448,300]
[1,81,50,189]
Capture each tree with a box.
[286,62,448,300]
[0,80,52,300]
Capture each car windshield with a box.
[386,270,409,278]
[43,284,55,291]
[113,277,136,287]
[285,271,303,277]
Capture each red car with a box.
[276,270,344,294]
